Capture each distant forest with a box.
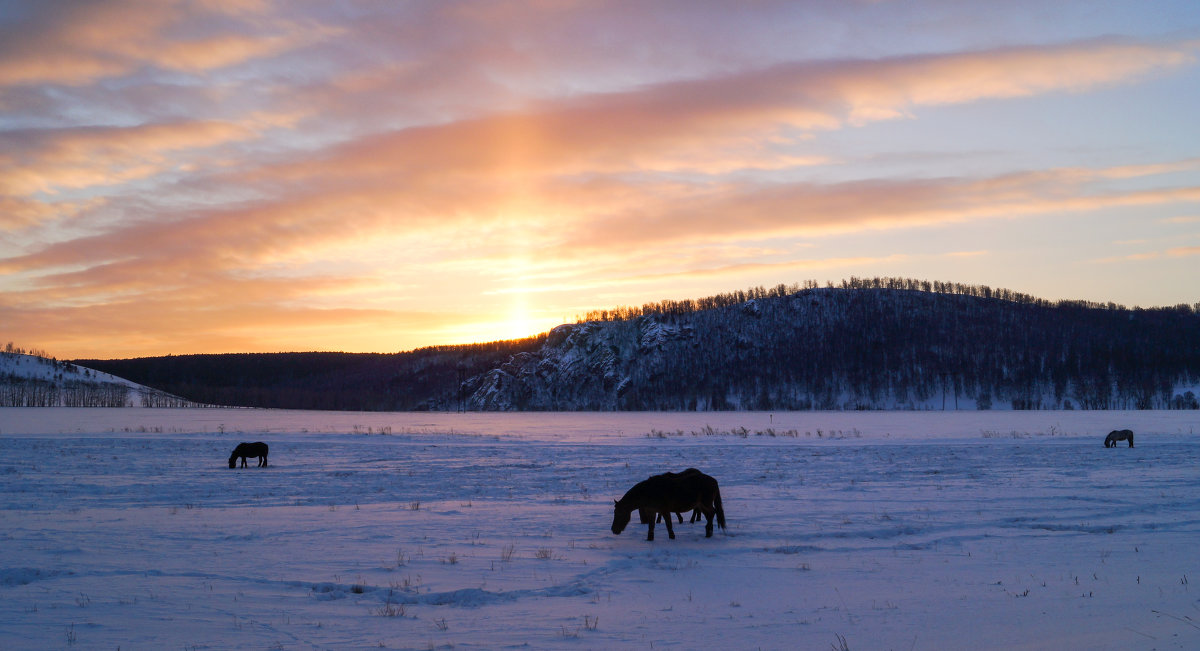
[75,339,547,411]
[75,278,1200,411]
[580,277,1198,322]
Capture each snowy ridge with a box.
[0,352,140,387]
[458,288,1200,411]
[0,352,196,407]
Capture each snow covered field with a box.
[1,409,1198,650]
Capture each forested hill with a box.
[76,284,1200,411]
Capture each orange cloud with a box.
[0,196,104,230]
[246,38,1200,189]
[0,1,327,87]
[0,298,456,359]
[550,174,1200,256]
[0,121,256,197]
[75,36,1173,278]
[833,38,1198,119]
[1167,246,1200,258]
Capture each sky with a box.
[1,0,1199,359]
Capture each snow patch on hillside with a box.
[0,353,139,387]
[0,353,194,407]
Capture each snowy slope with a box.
[0,352,141,387]
[0,352,194,407]
[458,289,1200,411]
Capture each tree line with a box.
[579,277,1200,323]
[72,282,1200,412]
[76,336,548,411]
[0,375,132,407]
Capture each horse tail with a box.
[713,483,726,530]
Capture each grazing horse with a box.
[613,469,725,541]
[1104,429,1134,448]
[229,441,269,468]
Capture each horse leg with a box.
[676,512,684,523]
[646,517,655,541]
[703,507,715,537]
[663,512,676,539]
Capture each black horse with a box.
[613,469,725,541]
[638,468,704,525]
[229,442,269,468]
[1104,429,1134,448]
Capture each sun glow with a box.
[502,311,535,341]
[433,295,548,345]
[500,290,536,341]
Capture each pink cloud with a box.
[0,1,327,87]
[1167,245,1200,258]
[0,121,257,197]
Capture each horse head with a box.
[611,499,631,534]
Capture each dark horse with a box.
[1104,429,1134,448]
[229,442,269,468]
[613,469,725,541]
[639,468,703,525]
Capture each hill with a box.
[75,282,1200,411]
[1,348,194,407]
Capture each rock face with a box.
[463,321,646,410]
[459,317,702,410]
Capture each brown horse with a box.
[229,441,269,468]
[1104,429,1134,448]
[613,469,725,541]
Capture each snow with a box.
[1,353,190,407]
[1,408,1198,650]
[0,353,143,389]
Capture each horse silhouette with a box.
[1104,430,1134,448]
[613,469,725,541]
[638,468,704,525]
[229,442,269,468]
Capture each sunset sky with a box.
[2,1,1199,359]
